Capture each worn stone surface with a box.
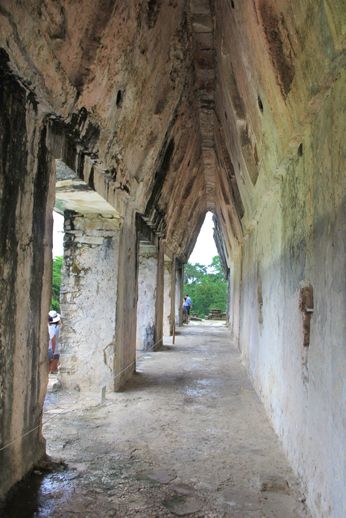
[114,206,138,390]
[136,244,158,351]
[59,213,120,392]
[163,256,173,336]
[0,54,54,499]
[3,324,310,517]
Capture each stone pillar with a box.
[0,58,55,499]
[175,260,184,326]
[59,212,120,392]
[170,258,177,335]
[229,248,242,342]
[163,255,173,336]
[154,240,164,349]
[136,243,158,351]
[114,206,138,390]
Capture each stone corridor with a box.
[4,323,309,517]
[1,2,345,515]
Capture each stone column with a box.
[163,256,173,336]
[0,59,55,499]
[59,212,120,393]
[175,260,184,326]
[229,248,242,342]
[170,258,177,335]
[154,240,164,349]
[136,243,158,351]
[114,206,138,390]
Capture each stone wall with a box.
[214,2,346,516]
[0,54,55,498]
[136,244,158,351]
[239,75,346,516]
[59,212,120,392]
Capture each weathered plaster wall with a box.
[59,212,120,392]
[243,78,345,517]
[214,2,346,516]
[0,55,55,498]
[136,244,158,351]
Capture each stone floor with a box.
[3,323,310,517]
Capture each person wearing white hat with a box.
[48,310,61,373]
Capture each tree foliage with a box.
[51,256,63,312]
[183,256,227,318]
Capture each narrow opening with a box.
[48,211,64,380]
[258,95,264,113]
[298,143,303,157]
[52,211,64,313]
[231,0,235,8]
[116,89,124,108]
[184,212,228,321]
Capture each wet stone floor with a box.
[3,323,310,517]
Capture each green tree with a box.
[51,256,63,312]
[183,256,228,318]
[184,262,207,284]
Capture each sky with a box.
[53,210,218,265]
[53,212,64,257]
[188,211,218,265]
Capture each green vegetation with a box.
[51,256,63,312]
[183,256,228,318]
[50,254,227,318]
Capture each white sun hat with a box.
[48,310,61,323]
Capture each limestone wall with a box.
[214,2,346,515]
[240,76,345,516]
[0,56,55,498]
[59,213,120,392]
[136,244,158,351]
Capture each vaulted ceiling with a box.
[1,0,343,264]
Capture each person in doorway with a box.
[48,310,61,374]
[182,296,188,324]
[183,294,192,323]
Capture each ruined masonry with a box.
[0,2,345,517]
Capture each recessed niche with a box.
[257,95,264,113]
[298,143,303,157]
[116,89,124,108]
[231,0,235,8]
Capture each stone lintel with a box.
[139,243,158,258]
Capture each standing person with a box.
[183,294,192,323]
[182,296,188,324]
[48,310,61,374]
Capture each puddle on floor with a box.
[183,386,206,398]
[183,378,223,399]
[1,469,76,518]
